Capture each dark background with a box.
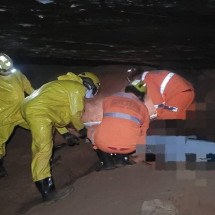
[1,2,215,214]
[0,0,215,70]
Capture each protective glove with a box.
[78,127,88,139]
[62,132,80,146]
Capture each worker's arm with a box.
[20,72,34,95]
[68,91,87,138]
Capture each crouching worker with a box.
[21,72,100,201]
[127,68,195,120]
[90,80,150,170]
[0,53,34,177]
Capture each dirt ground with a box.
[0,65,215,215]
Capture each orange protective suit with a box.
[94,92,150,154]
[142,70,195,120]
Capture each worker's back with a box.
[94,92,149,154]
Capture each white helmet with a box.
[0,53,13,74]
[126,67,143,83]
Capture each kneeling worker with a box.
[90,80,150,170]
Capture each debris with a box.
[140,199,178,215]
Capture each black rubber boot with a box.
[35,177,73,202]
[114,154,134,167]
[35,177,56,201]
[96,150,115,170]
[0,158,7,178]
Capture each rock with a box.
[140,199,178,215]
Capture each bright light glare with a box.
[35,0,54,4]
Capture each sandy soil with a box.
[0,65,215,215]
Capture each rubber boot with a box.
[35,177,56,201]
[114,154,134,167]
[35,177,73,202]
[0,158,7,178]
[96,150,115,170]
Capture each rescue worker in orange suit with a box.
[90,80,149,170]
[21,72,100,201]
[127,68,195,120]
[0,53,34,177]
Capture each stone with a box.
[140,199,178,215]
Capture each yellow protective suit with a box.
[0,70,34,158]
[55,72,84,134]
[21,79,86,182]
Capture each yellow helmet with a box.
[125,80,147,101]
[0,53,13,72]
[78,72,100,96]
[131,80,147,93]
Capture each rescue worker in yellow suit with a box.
[0,53,34,177]
[21,72,100,201]
[54,72,91,146]
[89,80,149,170]
[0,54,80,178]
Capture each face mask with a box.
[85,89,94,98]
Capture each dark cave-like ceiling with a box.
[1,0,215,69]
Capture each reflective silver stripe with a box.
[142,71,175,95]
[141,71,149,80]
[160,72,174,95]
[142,71,178,113]
[103,112,142,124]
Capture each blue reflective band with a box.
[103,112,142,124]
